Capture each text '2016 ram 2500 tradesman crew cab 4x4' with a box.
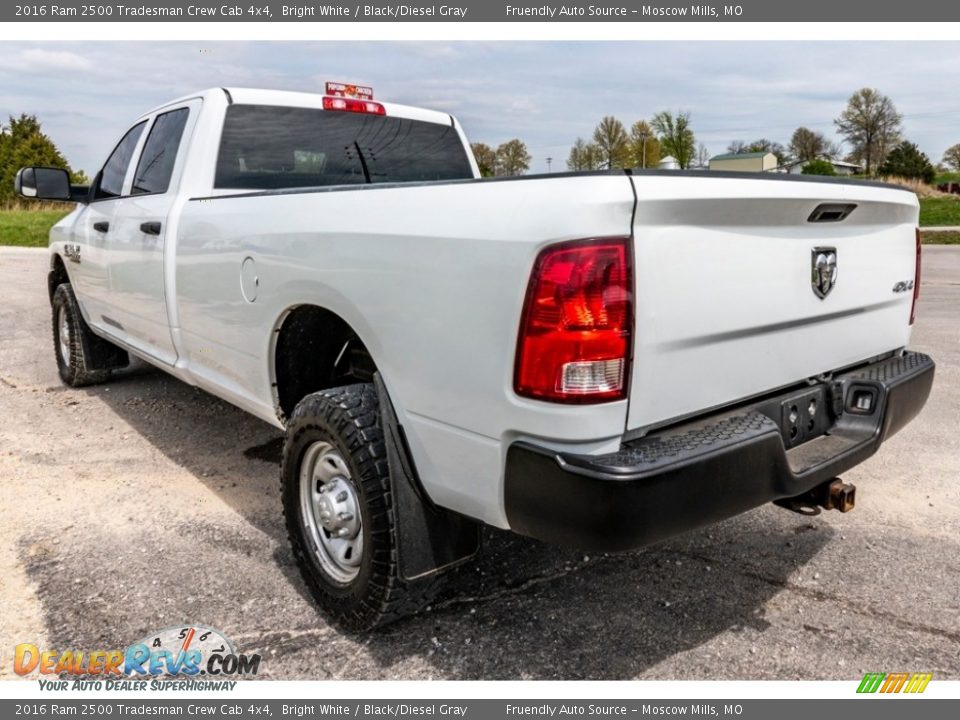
[17,85,934,630]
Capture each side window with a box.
[131,108,190,196]
[94,121,147,200]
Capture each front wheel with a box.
[51,283,114,387]
[281,384,441,631]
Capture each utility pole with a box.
[638,131,649,169]
[546,157,553,173]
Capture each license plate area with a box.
[779,386,831,449]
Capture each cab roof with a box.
[142,87,455,127]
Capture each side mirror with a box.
[15,167,71,201]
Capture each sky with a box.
[1,41,959,175]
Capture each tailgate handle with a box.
[808,203,856,223]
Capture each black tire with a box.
[282,384,441,631]
[51,283,114,387]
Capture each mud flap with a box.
[78,327,129,372]
[374,373,480,581]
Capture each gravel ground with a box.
[1,245,958,680]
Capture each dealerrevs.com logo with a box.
[14,625,261,690]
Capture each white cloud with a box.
[0,47,93,73]
[2,41,959,175]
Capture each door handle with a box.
[140,221,162,236]
[93,221,109,233]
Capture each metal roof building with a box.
[708,151,779,172]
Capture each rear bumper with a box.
[504,351,935,552]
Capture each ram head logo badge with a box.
[811,247,838,299]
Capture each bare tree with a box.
[726,140,748,154]
[834,88,903,175]
[592,116,630,169]
[494,139,531,176]
[652,111,696,169]
[942,143,960,171]
[695,143,710,168]
[789,127,827,162]
[745,138,788,165]
[567,137,603,171]
[789,126,843,163]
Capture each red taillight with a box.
[322,96,386,116]
[910,228,922,325]
[515,238,633,403]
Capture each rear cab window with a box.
[214,104,474,190]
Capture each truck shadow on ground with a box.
[24,364,831,680]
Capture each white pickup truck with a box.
[17,86,934,630]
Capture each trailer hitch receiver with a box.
[774,478,856,516]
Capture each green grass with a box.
[4,203,960,249]
[0,208,71,247]
[922,230,960,244]
[919,196,960,226]
[933,171,960,185]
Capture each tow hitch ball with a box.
[775,478,856,516]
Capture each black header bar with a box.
[5,1,958,22]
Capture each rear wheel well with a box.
[273,305,377,420]
[49,255,69,304]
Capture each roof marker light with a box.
[322,96,386,116]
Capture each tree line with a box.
[470,87,960,182]
[4,89,960,202]
[468,139,532,177]
[0,115,88,204]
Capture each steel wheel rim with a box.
[57,304,71,367]
[299,440,364,584]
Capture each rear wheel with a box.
[51,283,115,387]
[281,384,441,631]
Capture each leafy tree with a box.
[0,114,83,203]
[494,139,531,176]
[834,88,902,175]
[942,143,960,171]
[591,116,630,169]
[801,159,837,176]
[567,137,603,171]
[878,141,936,183]
[470,142,497,177]
[629,120,660,169]
[652,110,696,169]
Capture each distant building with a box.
[708,151,779,172]
[778,157,862,176]
[658,155,679,170]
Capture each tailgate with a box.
[626,174,919,432]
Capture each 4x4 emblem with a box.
[811,247,837,299]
